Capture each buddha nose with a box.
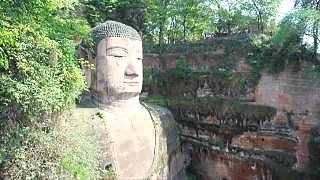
[125,60,139,77]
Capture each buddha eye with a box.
[108,54,126,58]
[137,57,143,61]
[106,47,128,58]
[113,55,124,58]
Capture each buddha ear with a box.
[95,39,107,58]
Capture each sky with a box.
[276,0,295,22]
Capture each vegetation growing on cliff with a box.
[248,33,315,73]
[143,95,276,144]
[283,0,320,62]
[0,0,106,179]
[143,96,276,120]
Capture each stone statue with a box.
[91,21,185,179]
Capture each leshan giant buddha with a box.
[91,21,185,179]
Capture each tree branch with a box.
[305,33,320,42]
[251,0,260,15]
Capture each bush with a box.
[0,1,103,179]
[0,127,65,179]
[248,28,314,74]
[143,58,194,95]
[0,118,113,179]
[0,0,90,126]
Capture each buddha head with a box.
[92,21,143,98]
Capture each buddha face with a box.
[96,37,143,95]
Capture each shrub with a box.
[0,0,90,126]
[0,1,103,179]
[0,118,112,179]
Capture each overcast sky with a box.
[276,0,295,22]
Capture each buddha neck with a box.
[98,93,141,111]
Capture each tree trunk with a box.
[183,16,187,41]
[159,22,164,53]
[313,0,320,62]
[259,13,263,32]
[251,0,263,32]
[158,0,170,54]
[313,20,319,62]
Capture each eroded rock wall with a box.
[142,57,320,179]
[176,64,320,179]
[164,98,301,179]
[255,64,320,171]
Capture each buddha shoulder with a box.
[143,103,176,125]
[142,103,180,150]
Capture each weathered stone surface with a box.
[146,104,187,180]
[232,132,297,152]
[87,21,186,179]
[191,148,273,180]
[102,106,155,179]
[143,53,160,69]
[146,63,320,179]
[255,64,320,170]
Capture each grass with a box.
[0,102,116,179]
[59,103,116,179]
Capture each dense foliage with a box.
[77,0,281,50]
[80,0,147,33]
[277,0,320,61]
[0,0,89,125]
[248,33,314,73]
[0,0,103,179]
[143,0,280,48]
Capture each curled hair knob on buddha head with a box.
[92,20,141,44]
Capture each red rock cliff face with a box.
[232,133,297,152]
[182,65,320,179]
[255,64,320,170]
[180,70,319,179]
[191,147,273,180]
[143,50,320,179]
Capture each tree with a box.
[295,0,320,61]
[214,1,238,33]
[112,0,148,34]
[172,0,208,40]
[147,0,212,47]
[0,0,88,125]
[147,0,172,52]
[281,0,320,61]
[204,0,280,34]
[80,0,116,27]
[241,0,281,32]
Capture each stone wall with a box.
[143,54,161,69]
[191,147,273,180]
[232,132,297,152]
[152,62,320,179]
[255,64,320,113]
[255,63,320,171]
